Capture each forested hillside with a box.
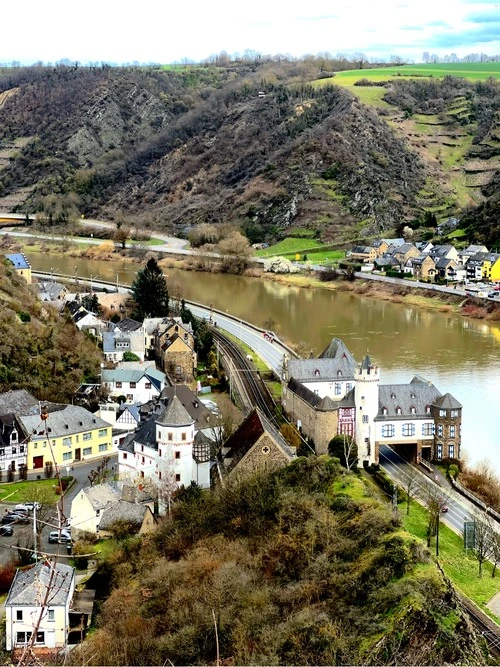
[75,457,486,666]
[0,63,499,244]
[0,257,101,400]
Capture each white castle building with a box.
[282,339,462,466]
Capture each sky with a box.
[2,0,500,65]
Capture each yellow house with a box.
[19,405,112,471]
[489,256,500,282]
[5,253,31,284]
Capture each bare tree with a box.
[472,511,493,577]
[491,528,500,578]
[422,482,449,557]
[208,393,243,460]
[403,467,420,516]
[343,434,358,471]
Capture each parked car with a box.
[0,525,13,536]
[1,514,28,525]
[23,502,41,511]
[48,530,71,544]
[14,504,31,513]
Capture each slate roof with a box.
[0,413,28,447]
[288,352,356,382]
[6,253,30,270]
[376,377,441,420]
[435,257,456,269]
[160,386,213,430]
[114,318,142,332]
[223,408,295,472]
[351,245,373,254]
[412,253,435,266]
[37,281,66,301]
[391,242,416,256]
[102,367,165,390]
[0,390,38,416]
[429,245,455,258]
[81,483,120,510]
[374,257,400,267]
[19,405,111,439]
[157,395,194,427]
[6,561,74,607]
[286,379,355,410]
[433,392,462,409]
[119,404,141,422]
[319,338,356,365]
[103,331,117,353]
[464,245,488,255]
[374,238,405,248]
[98,500,151,531]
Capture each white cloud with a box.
[1,0,500,64]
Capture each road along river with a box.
[26,253,500,470]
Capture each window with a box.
[11,448,16,454]
[402,423,415,437]
[16,610,23,621]
[168,433,173,441]
[181,433,186,441]
[451,409,459,418]
[83,433,91,441]
[130,382,136,388]
[11,432,17,442]
[20,446,24,454]
[98,429,107,437]
[16,632,31,644]
[0,448,4,456]
[145,382,151,389]
[425,405,431,414]
[159,472,162,480]
[362,415,368,424]
[437,424,443,437]
[437,444,443,459]
[334,383,342,395]
[63,452,72,461]
[115,382,122,388]
[450,425,455,438]
[381,424,395,437]
[175,451,181,459]
[122,453,127,460]
[48,609,55,622]
[422,423,435,436]
[83,447,92,456]
[99,444,108,452]
[35,632,44,644]
[62,437,71,446]
[449,444,455,458]
[382,407,388,415]
[337,370,342,377]
[396,406,402,415]
[410,406,416,414]
[346,383,352,392]
[141,445,144,452]
[175,474,181,482]
[314,369,320,377]
[142,456,145,464]
[439,409,446,417]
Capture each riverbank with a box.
[7,233,500,322]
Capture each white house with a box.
[101,362,166,403]
[0,413,28,473]
[5,561,75,651]
[103,318,145,362]
[118,395,211,510]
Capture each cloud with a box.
[431,26,500,46]
[426,20,451,27]
[465,10,500,22]
[400,25,424,31]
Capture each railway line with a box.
[211,328,278,421]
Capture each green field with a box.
[315,62,500,88]
[256,238,345,263]
[0,479,60,504]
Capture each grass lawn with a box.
[0,478,60,504]
[402,499,500,619]
[94,538,121,562]
[256,238,324,258]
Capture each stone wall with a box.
[229,433,291,477]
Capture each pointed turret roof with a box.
[319,338,356,366]
[157,395,194,427]
[361,354,372,370]
[432,393,462,410]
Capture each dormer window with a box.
[314,369,320,377]
[410,406,416,414]
[337,370,342,377]
[10,431,17,442]
[396,406,402,415]
[410,392,416,399]
[425,405,431,414]
[382,407,388,415]
[390,392,396,399]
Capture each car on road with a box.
[441,505,449,513]
[48,530,71,544]
[0,525,13,536]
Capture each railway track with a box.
[211,329,278,422]
[459,595,500,658]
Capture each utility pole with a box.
[33,504,37,562]
[392,485,398,512]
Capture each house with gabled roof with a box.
[348,245,377,262]
[0,413,28,474]
[103,318,146,362]
[154,318,196,384]
[5,561,78,652]
[407,253,436,281]
[5,253,31,283]
[221,408,296,477]
[36,281,67,302]
[101,361,166,403]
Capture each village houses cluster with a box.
[348,239,500,285]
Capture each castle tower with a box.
[354,355,380,465]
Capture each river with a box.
[27,252,500,470]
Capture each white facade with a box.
[5,563,75,651]
[354,358,380,465]
[374,419,435,443]
[302,379,355,401]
